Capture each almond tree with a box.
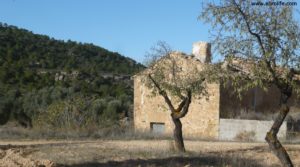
[143,41,207,152]
[200,1,300,166]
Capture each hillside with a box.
[0,23,144,129]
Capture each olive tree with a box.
[144,41,208,152]
[200,1,300,166]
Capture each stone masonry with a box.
[134,42,220,139]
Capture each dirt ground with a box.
[0,140,299,167]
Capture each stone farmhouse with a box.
[134,42,300,141]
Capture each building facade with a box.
[134,42,293,141]
[134,42,221,139]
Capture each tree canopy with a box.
[200,1,300,166]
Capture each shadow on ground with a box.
[58,155,263,167]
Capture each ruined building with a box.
[134,42,300,141]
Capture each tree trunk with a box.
[265,95,293,167]
[172,116,185,152]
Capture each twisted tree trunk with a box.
[265,92,293,167]
[148,74,191,153]
[172,117,185,152]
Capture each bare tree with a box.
[200,1,300,166]
[143,41,207,152]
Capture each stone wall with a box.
[192,42,211,63]
[134,75,220,139]
[134,43,219,139]
[219,119,287,142]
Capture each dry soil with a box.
[0,140,299,167]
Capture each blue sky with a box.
[0,0,209,63]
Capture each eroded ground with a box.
[0,140,299,167]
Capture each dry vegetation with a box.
[1,122,300,167]
[0,139,299,167]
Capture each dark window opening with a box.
[150,122,165,134]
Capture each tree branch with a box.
[232,0,266,56]
[175,97,187,112]
[173,90,192,119]
[148,74,176,113]
[232,0,281,85]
